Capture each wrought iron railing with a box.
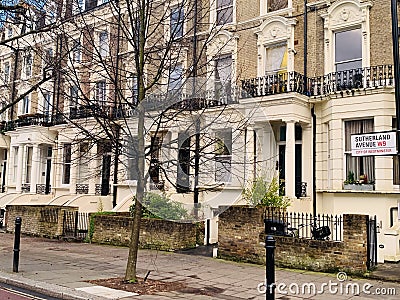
[241,65,395,98]
[308,65,393,96]
[36,184,51,194]
[21,184,31,193]
[95,184,111,195]
[295,182,307,198]
[241,71,306,98]
[76,184,89,194]
[264,208,343,241]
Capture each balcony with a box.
[241,65,394,99]
[308,65,393,96]
[2,114,51,132]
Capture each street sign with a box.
[351,131,397,156]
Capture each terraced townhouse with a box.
[1,0,400,262]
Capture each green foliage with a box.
[242,176,291,208]
[130,193,188,221]
[85,211,116,243]
[344,171,355,184]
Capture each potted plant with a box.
[343,171,374,191]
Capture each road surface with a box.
[0,283,60,300]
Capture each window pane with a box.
[269,0,288,12]
[335,60,362,72]
[171,6,184,39]
[344,119,375,183]
[168,64,182,91]
[335,29,362,63]
[266,43,287,73]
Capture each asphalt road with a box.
[0,282,60,300]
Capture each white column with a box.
[285,120,296,198]
[30,145,40,193]
[8,146,15,188]
[88,143,98,194]
[15,145,24,193]
[69,143,79,194]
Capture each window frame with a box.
[170,5,184,40]
[24,53,33,78]
[99,30,109,58]
[214,128,232,183]
[344,119,375,185]
[25,146,33,184]
[62,143,72,185]
[334,27,362,72]
[216,0,234,26]
[95,80,107,105]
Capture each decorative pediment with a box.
[255,16,296,46]
[322,0,372,30]
[207,30,238,57]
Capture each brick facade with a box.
[218,206,369,274]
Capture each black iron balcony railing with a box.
[308,65,393,96]
[76,183,89,194]
[36,184,51,195]
[241,71,306,98]
[21,184,31,193]
[95,184,111,195]
[241,65,394,98]
[1,65,395,132]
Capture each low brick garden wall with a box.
[5,205,78,237]
[91,214,200,251]
[218,206,368,274]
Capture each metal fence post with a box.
[13,217,22,273]
[265,235,276,300]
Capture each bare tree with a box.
[1,0,262,282]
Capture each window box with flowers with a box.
[343,172,374,191]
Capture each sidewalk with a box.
[0,232,399,300]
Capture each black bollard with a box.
[265,235,276,300]
[13,217,22,273]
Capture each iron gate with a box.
[367,215,378,270]
[62,211,89,240]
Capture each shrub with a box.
[242,176,291,208]
[130,193,188,221]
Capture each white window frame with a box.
[168,63,183,92]
[170,5,184,40]
[25,146,33,184]
[12,146,18,183]
[99,30,109,58]
[62,143,72,185]
[72,39,82,63]
[3,61,10,84]
[95,80,107,104]
[23,53,33,78]
[216,0,234,26]
[214,129,232,183]
[43,92,52,117]
[21,95,30,115]
[334,27,362,72]
[321,1,372,74]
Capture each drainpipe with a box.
[10,49,19,120]
[304,0,308,92]
[311,106,316,217]
[391,1,400,161]
[112,8,122,208]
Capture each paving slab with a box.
[0,233,400,299]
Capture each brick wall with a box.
[91,214,199,251]
[5,205,78,238]
[218,206,369,274]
